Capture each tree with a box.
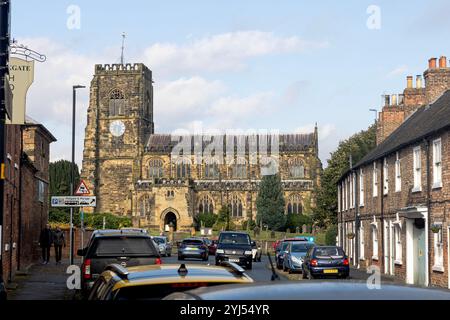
[313,124,376,228]
[49,160,80,215]
[194,212,217,229]
[213,205,235,231]
[285,213,313,232]
[256,174,286,231]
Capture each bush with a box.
[325,224,338,245]
[49,210,132,230]
[284,213,313,232]
[195,212,217,229]
[241,220,257,231]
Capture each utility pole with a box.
[0,0,11,283]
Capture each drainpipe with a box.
[380,160,385,273]
[425,138,432,286]
[355,170,360,268]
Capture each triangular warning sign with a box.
[75,180,91,195]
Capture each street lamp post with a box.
[70,85,85,265]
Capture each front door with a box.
[413,218,426,286]
[164,212,177,231]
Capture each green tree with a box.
[213,205,235,231]
[49,160,81,215]
[313,124,376,228]
[285,213,313,232]
[194,212,217,229]
[256,174,286,231]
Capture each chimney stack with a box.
[407,76,413,88]
[439,56,447,68]
[416,75,423,88]
[429,57,437,69]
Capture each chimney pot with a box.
[384,95,390,106]
[429,57,437,69]
[439,56,447,68]
[407,76,413,88]
[416,75,423,89]
[391,94,397,106]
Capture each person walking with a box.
[52,227,66,265]
[39,224,53,264]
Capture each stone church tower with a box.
[81,63,154,214]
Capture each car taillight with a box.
[310,259,318,267]
[156,257,162,265]
[83,259,91,279]
[343,258,349,266]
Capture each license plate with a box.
[229,259,240,262]
[323,269,338,274]
[186,247,198,251]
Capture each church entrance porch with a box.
[160,208,181,232]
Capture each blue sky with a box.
[10,0,450,166]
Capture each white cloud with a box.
[142,31,329,74]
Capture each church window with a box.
[149,159,164,178]
[198,195,214,214]
[289,158,305,178]
[204,158,220,179]
[109,89,126,116]
[286,194,302,215]
[176,158,191,179]
[230,194,243,217]
[230,158,247,179]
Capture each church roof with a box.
[145,133,316,153]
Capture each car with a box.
[178,237,209,261]
[302,246,349,279]
[163,281,450,300]
[282,241,315,273]
[215,231,253,270]
[77,229,161,296]
[275,238,311,269]
[152,236,172,257]
[88,262,254,300]
[251,241,262,262]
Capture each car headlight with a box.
[244,250,252,255]
[216,249,224,254]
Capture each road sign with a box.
[51,196,96,208]
[75,180,90,196]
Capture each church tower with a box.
[81,63,154,215]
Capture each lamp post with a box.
[70,85,85,265]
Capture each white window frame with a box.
[371,222,379,260]
[413,146,422,192]
[432,138,442,189]
[393,222,402,264]
[395,152,401,192]
[373,162,378,197]
[359,224,365,261]
[359,168,364,207]
[383,158,389,195]
[433,225,444,272]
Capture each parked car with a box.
[275,238,310,269]
[178,238,209,261]
[88,262,254,300]
[152,236,172,257]
[215,231,253,270]
[77,229,161,296]
[283,241,315,273]
[251,241,262,262]
[163,282,450,300]
[302,246,349,279]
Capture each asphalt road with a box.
[161,254,288,282]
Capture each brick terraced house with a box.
[81,63,322,231]
[338,57,450,289]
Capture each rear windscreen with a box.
[183,239,203,245]
[291,243,314,252]
[94,237,158,256]
[314,247,344,258]
[219,233,250,245]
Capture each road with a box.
[161,254,288,282]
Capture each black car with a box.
[77,229,161,296]
[302,245,349,279]
[215,231,253,270]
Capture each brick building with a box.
[1,118,56,283]
[81,63,322,231]
[338,57,450,289]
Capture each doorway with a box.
[164,212,177,231]
[412,218,426,286]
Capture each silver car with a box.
[283,241,315,274]
[152,236,172,257]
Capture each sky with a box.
[10,0,450,167]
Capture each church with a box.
[81,63,322,231]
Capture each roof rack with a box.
[104,264,130,279]
[220,261,245,275]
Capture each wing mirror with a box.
[77,248,87,257]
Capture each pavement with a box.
[7,259,74,300]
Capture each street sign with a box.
[75,180,90,195]
[51,196,96,208]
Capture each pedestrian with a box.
[52,227,66,265]
[39,223,53,264]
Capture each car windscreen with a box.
[291,243,314,253]
[152,237,165,244]
[281,242,290,251]
[314,247,344,258]
[94,237,158,257]
[183,239,203,245]
[219,233,251,245]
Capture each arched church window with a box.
[149,159,164,178]
[230,158,247,179]
[286,194,302,215]
[176,158,191,179]
[230,194,243,217]
[289,158,305,178]
[198,195,214,214]
[204,157,220,179]
[109,89,126,116]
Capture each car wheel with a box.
[247,262,252,270]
